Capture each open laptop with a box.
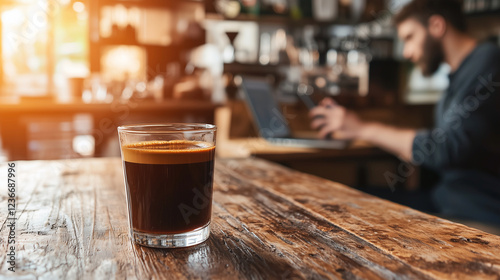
[240,76,349,149]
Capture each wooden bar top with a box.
[1,158,499,279]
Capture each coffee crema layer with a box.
[121,140,215,164]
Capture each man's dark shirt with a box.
[412,42,500,225]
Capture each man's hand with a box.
[309,98,364,140]
[308,98,417,162]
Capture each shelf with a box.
[466,9,500,18]
[205,13,356,26]
[99,0,202,9]
[98,38,176,49]
[223,63,282,75]
[0,100,218,114]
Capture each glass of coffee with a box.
[118,124,216,248]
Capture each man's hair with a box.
[394,0,467,32]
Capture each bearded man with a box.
[310,0,500,225]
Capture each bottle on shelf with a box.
[240,0,260,16]
[338,0,351,22]
[214,0,241,19]
[260,0,289,16]
[491,0,500,10]
[312,0,338,22]
[289,0,302,19]
[476,0,488,12]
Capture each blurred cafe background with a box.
[0,0,499,190]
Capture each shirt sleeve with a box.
[411,75,500,171]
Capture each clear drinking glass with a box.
[118,124,216,248]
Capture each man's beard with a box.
[418,34,444,77]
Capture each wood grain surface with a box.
[0,158,499,279]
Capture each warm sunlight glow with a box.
[1,0,88,95]
[72,2,85,13]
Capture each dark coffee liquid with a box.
[122,141,215,234]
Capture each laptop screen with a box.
[240,77,292,139]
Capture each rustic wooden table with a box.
[1,158,499,279]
